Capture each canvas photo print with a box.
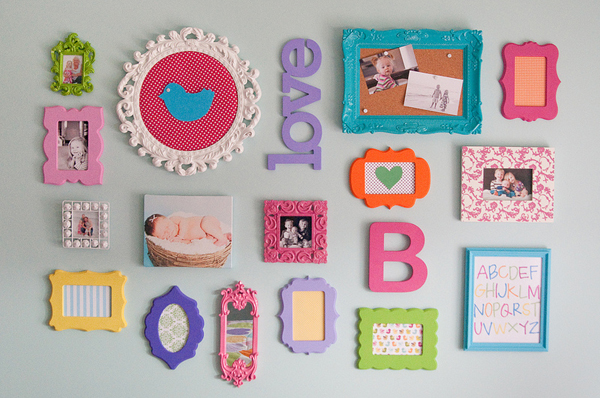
[144,195,233,268]
[404,71,463,115]
[359,45,418,94]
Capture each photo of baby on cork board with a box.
[143,195,233,268]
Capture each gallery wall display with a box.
[48,270,127,332]
[117,27,261,176]
[464,248,550,351]
[219,282,258,387]
[144,286,205,369]
[500,42,560,121]
[62,201,109,249]
[461,146,555,222]
[43,107,104,186]
[50,33,95,96]
[264,200,328,263]
[357,308,438,370]
[342,29,482,135]
[279,277,338,354]
[350,148,430,209]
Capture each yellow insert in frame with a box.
[49,270,127,332]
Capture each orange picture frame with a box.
[350,148,430,209]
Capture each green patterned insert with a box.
[159,304,189,352]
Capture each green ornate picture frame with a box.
[357,308,438,370]
[50,33,95,96]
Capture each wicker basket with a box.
[146,237,231,268]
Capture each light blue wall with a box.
[1,0,599,396]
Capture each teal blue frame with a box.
[464,248,550,351]
[342,29,482,135]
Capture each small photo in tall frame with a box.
[50,33,95,96]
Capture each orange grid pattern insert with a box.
[514,56,546,107]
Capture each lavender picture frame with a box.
[144,286,205,369]
[279,277,338,354]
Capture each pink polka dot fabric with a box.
[139,51,238,151]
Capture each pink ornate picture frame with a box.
[500,42,560,121]
[461,146,555,222]
[264,200,327,263]
[219,282,258,387]
[43,106,104,185]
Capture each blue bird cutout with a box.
[159,83,215,122]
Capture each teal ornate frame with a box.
[342,29,482,135]
[50,33,95,96]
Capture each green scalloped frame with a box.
[50,33,95,96]
[357,308,438,370]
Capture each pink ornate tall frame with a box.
[500,42,560,121]
[461,146,555,222]
[43,106,104,185]
[264,200,327,263]
[219,282,258,387]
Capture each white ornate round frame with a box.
[117,28,261,176]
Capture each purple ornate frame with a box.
[279,277,338,354]
[43,106,104,185]
[264,200,327,263]
[219,282,258,387]
[144,286,204,369]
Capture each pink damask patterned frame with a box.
[219,282,258,387]
[264,200,327,263]
[461,146,555,222]
[43,106,104,185]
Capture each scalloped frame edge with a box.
[43,106,104,185]
[342,28,482,135]
[48,270,126,332]
[116,27,261,176]
[144,286,205,369]
[500,42,560,121]
[357,308,438,370]
[279,277,339,354]
[350,148,430,209]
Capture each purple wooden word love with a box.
[268,39,322,170]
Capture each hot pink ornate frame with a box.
[219,282,258,387]
[500,42,560,121]
[264,200,327,263]
[43,106,104,185]
[461,146,555,222]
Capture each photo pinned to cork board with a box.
[342,29,482,135]
[143,195,233,268]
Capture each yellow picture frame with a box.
[49,270,127,332]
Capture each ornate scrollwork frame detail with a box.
[219,282,259,387]
[50,33,95,96]
[342,29,482,135]
[116,27,261,176]
[264,200,328,263]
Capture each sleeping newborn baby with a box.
[145,214,231,246]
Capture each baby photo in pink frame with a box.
[43,106,104,185]
[264,200,327,263]
[461,146,555,222]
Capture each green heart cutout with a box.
[375,166,403,190]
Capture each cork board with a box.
[359,48,463,116]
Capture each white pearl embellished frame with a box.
[62,200,110,249]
